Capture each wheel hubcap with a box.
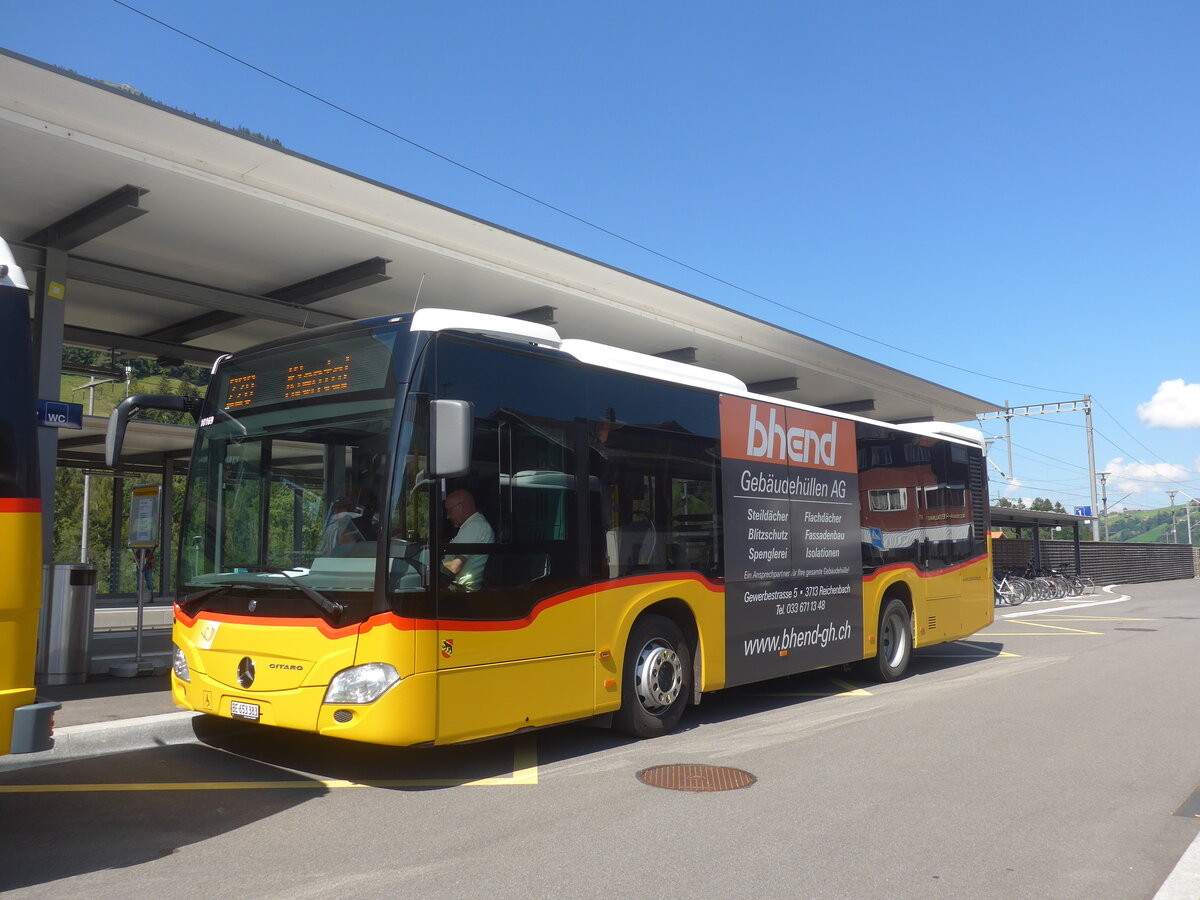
[634,639,683,712]
[881,613,907,667]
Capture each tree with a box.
[994,497,1026,510]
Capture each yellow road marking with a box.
[484,735,538,786]
[986,621,1103,636]
[1029,616,1155,622]
[746,675,872,698]
[0,737,538,793]
[985,631,1100,636]
[826,676,871,695]
[1007,620,1102,634]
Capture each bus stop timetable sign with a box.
[128,484,161,547]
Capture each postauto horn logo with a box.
[746,403,839,467]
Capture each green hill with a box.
[993,498,1196,544]
[58,347,208,421]
[1103,505,1195,544]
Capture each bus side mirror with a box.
[430,399,473,477]
[106,394,199,467]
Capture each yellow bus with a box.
[109,308,993,746]
[0,237,57,755]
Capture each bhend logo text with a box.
[745,404,839,467]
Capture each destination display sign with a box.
[210,329,398,413]
[719,396,863,687]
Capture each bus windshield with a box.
[179,323,408,597]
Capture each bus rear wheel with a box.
[861,597,912,683]
[613,614,691,738]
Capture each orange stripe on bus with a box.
[178,571,726,638]
[862,555,988,582]
[0,498,41,513]
[175,607,360,640]
[416,572,724,633]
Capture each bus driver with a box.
[442,488,494,591]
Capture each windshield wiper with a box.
[181,570,345,620]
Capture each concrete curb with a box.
[0,711,202,772]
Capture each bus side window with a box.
[433,334,585,619]
[588,371,720,580]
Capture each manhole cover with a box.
[1115,627,1157,632]
[636,764,756,792]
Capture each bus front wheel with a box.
[861,597,912,683]
[613,614,691,738]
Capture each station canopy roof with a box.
[989,507,1091,530]
[1,50,1001,468]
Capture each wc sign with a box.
[36,399,83,430]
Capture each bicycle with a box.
[1023,565,1059,601]
[994,569,1033,606]
[1025,564,1077,600]
[1067,573,1095,596]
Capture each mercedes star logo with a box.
[237,656,256,688]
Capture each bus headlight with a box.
[172,643,191,683]
[324,663,401,704]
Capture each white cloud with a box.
[1104,457,1191,495]
[1001,478,1024,498]
[1137,379,1200,428]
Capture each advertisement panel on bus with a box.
[718,396,863,686]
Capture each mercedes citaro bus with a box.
[108,308,993,746]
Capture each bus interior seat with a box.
[482,551,550,590]
[606,522,664,577]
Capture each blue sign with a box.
[36,399,83,430]
[1073,506,1092,517]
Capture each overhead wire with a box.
[988,478,1089,496]
[1091,426,1200,488]
[111,1,1200,509]
[1094,398,1194,470]
[111,0,1082,397]
[992,402,1199,496]
[1005,441,1089,472]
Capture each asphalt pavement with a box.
[2,584,1199,898]
[3,588,1190,769]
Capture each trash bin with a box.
[35,563,97,685]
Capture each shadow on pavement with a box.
[536,638,1010,763]
[0,632,1010,891]
[0,743,325,892]
[190,715,539,789]
[186,638,1009,783]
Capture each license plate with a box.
[230,700,260,721]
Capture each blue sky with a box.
[5,1,1199,524]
